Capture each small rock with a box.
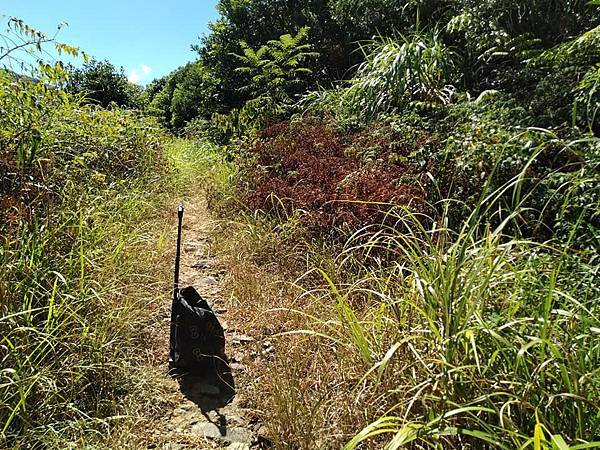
[261,340,274,355]
[227,443,250,450]
[192,260,211,269]
[227,427,252,444]
[204,410,221,422]
[225,414,245,426]
[191,422,222,440]
[230,362,246,372]
[230,352,244,363]
[162,444,184,450]
[201,276,219,286]
[191,423,251,445]
[231,333,254,345]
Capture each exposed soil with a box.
[150,197,263,450]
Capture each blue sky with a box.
[2,0,220,84]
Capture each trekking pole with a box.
[169,204,184,372]
[174,204,184,301]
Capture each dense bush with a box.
[305,206,599,448]
[1,80,163,225]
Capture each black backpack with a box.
[168,205,227,377]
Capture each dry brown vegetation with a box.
[240,120,428,234]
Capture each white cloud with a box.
[128,69,140,84]
[127,64,152,85]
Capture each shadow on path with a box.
[173,358,249,444]
[177,357,235,411]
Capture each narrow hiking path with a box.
[151,196,261,450]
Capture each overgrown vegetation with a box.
[171,0,600,449]
[2,0,600,447]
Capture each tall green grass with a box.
[165,138,235,199]
[300,191,600,448]
[0,181,173,448]
[0,86,178,447]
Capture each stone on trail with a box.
[201,275,219,286]
[231,333,254,345]
[227,443,251,450]
[191,422,251,445]
[192,259,211,269]
[161,444,184,450]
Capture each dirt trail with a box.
[153,197,260,450]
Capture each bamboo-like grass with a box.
[299,173,600,448]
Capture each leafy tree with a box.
[454,0,598,48]
[194,0,351,111]
[145,73,175,125]
[155,0,600,137]
[170,63,221,130]
[66,59,143,108]
[575,64,600,133]
[209,28,319,141]
[527,25,600,130]
[0,17,81,75]
[329,0,450,40]
[145,62,221,131]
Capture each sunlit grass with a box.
[0,181,171,446]
[0,135,230,448]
